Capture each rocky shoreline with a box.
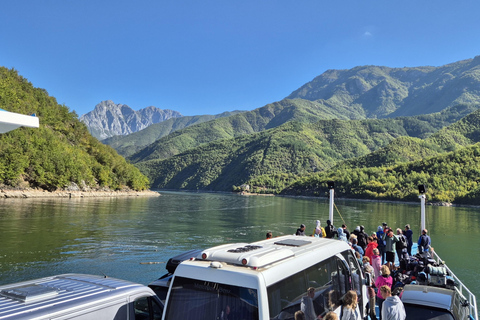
[0,189,160,199]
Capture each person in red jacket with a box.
[364,236,378,264]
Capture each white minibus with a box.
[162,235,369,319]
[0,273,163,320]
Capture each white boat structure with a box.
[0,108,39,133]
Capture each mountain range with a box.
[5,55,480,203]
[80,100,182,140]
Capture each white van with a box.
[0,273,163,320]
[162,235,368,320]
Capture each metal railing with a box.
[431,250,478,320]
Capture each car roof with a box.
[402,284,454,311]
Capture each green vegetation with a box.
[282,142,480,204]
[0,67,149,191]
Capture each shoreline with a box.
[0,189,160,199]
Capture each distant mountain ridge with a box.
[80,100,182,140]
[287,56,480,118]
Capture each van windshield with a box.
[164,276,259,320]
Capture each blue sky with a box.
[1,1,480,117]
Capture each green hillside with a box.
[128,98,355,163]
[135,114,464,191]
[282,142,480,204]
[282,107,480,203]
[103,110,244,157]
[0,67,149,191]
[288,57,480,118]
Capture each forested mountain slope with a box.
[135,112,471,191]
[0,67,149,191]
[122,57,480,167]
[282,107,480,203]
[103,110,244,158]
[288,56,480,118]
[282,142,480,204]
[128,99,353,163]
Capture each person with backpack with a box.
[395,228,409,269]
[325,220,337,238]
[357,225,368,251]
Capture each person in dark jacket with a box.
[296,224,306,236]
[376,226,386,264]
[417,229,431,253]
[358,225,368,251]
[395,228,409,269]
[403,224,413,256]
[341,224,350,240]
[325,220,337,238]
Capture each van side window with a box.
[341,250,362,295]
[267,256,348,319]
[331,256,350,306]
[134,296,163,320]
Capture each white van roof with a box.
[0,274,154,320]
[174,235,352,286]
[197,235,349,268]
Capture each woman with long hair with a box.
[341,290,361,320]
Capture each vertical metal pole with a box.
[419,194,426,231]
[329,188,334,224]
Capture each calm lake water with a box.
[1,191,479,301]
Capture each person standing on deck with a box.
[383,229,399,268]
[325,220,337,238]
[403,224,413,256]
[342,224,350,240]
[296,224,306,236]
[395,228,409,269]
[313,220,326,238]
[365,236,378,264]
[417,229,431,253]
[357,226,368,251]
[376,226,386,264]
[380,285,406,320]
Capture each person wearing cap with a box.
[296,224,306,236]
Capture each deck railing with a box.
[431,250,478,320]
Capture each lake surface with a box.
[1,191,479,301]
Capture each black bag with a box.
[397,235,407,249]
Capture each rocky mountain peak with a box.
[80,100,182,140]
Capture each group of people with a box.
[292,220,433,320]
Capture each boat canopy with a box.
[0,108,39,133]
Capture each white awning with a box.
[0,109,40,133]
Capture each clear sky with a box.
[1,1,480,117]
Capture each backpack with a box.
[397,235,407,249]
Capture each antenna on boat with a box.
[327,181,335,224]
[418,184,426,231]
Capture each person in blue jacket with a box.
[403,224,413,256]
[417,229,431,253]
